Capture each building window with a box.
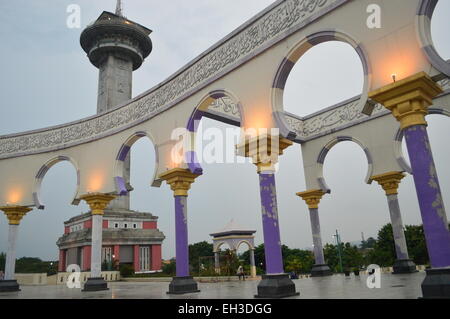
[114,223,119,228]
[133,224,137,229]
[124,223,128,229]
[140,246,150,271]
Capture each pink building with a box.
[57,210,165,273]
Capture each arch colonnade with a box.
[0,0,449,299]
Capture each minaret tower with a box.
[80,1,152,209]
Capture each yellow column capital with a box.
[158,168,201,196]
[79,193,116,215]
[236,134,292,173]
[296,189,325,209]
[0,205,32,225]
[371,171,405,196]
[368,72,443,130]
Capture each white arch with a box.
[315,136,374,193]
[271,29,372,138]
[236,239,254,252]
[33,156,80,209]
[113,130,160,197]
[185,89,244,174]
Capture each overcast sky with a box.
[0,0,449,261]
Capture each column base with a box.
[311,264,332,277]
[421,267,450,299]
[254,274,299,299]
[392,259,417,274]
[0,280,20,293]
[250,266,257,278]
[166,276,200,295]
[82,277,109,292]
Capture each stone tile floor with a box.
[0,272,425,299]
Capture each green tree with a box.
[162,259,176,276]
[221,249,240,276]
[323,243,340,272]
[241,244,266,273]
[285,256,302,273]
[188,241,213,274]
[282,248,314,273]
[14,257,58,275]
[367,224,396,266]
[324,242,365,272]
[361,237,376,249]
[405,224,429,265]
[366,223,430,267]
[342,243,364,269]
[241,244,315,274]
[119,264,134,277]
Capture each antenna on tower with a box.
[115,0,123,16]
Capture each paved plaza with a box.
[0,272,425,299]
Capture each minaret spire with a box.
[115,0,123,16]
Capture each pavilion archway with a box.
[210,220,257,278]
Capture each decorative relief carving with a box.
[284,115,304,137]
[0,0,334,158]
[283,98,387,140]
[282,77,449,141]
[302,99,386,138]
[208,97,241,117]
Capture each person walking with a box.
[237,265,245,281]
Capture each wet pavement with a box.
[0,272,425,299]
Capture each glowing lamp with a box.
[88,174,104,192]
[7,189,22,205]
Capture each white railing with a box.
[15,273,48,286]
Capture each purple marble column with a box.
[258,173,284,274]
[309,208,325,265]
[387,194,409,261]
[175,195,189,277]
[404,125,450,268]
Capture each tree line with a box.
[0,253,58,275]
[162,223,431,276]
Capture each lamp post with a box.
[111,254,116,271]
[333,230,343,273]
